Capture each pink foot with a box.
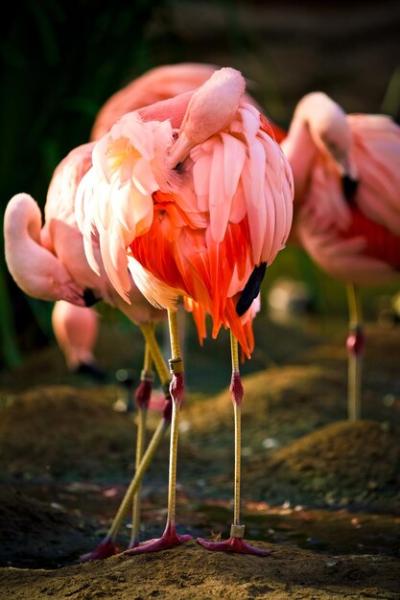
[127,538,139,550]
[197,536,270,556]
[123,522,192,555]
[80,538,120,562]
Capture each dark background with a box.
[1,0,399,369]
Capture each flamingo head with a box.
[4,193,87,306]
[305,92,357,181]
[168,67,246,167]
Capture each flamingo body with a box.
[78,68,293,355]
[282,95,400,286]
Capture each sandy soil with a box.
[0,321,399,598]
[1,542,399,600]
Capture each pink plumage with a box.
[52,301,99,370]
[4,193,85,306]
[91,63,217,141]
[282,93,400,285]
[77,67,294,356]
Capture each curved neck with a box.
[5,196,42,246]
[282,112,317,202]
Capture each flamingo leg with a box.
[129,341,153,548]
[129,405,147,548]
[124,308,192,555]
[197,332,270,556]
[81,324,172,561]
[80,415,169,561]
[346,284,365,421]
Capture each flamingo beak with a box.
[83,288,101,307]
[341,174,359,203]
[333,155,359,203]
[168,133,192,170]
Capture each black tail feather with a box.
[83,288,101,307]
[236,262,267,317]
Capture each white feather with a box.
[127,256,179,310]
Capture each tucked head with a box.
[168,67,246,167]
[300,92,355,179]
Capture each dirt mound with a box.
[0,486,96,568]
[246,421,400,512]
[184,358,399,454]
[0,542,399,600]
[187,365,345,439]
[0,386,136,481]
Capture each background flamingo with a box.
[51,301,107,381]
[3,141,175,559]
[78,67,293,556]
[4,194,86,307]
[282,92,400,421]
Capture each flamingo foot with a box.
[123,522,192,555]
[197,535,270,556]
[127,537,140,550]
[80,538,120,562]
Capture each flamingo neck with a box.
[5,198,42,246]
[282,113,317,203]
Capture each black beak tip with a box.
[74,362,108,382]
[83,288,101,307]
[342,175,359,203]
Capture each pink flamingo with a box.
[50,64,217,376]
[2,63,233,561]
[282,92,400,420]
[4,142,174,558]
[51,301,102,376]
[78,67,293,555]
[50,62,277,388]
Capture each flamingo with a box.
[2,63,235,561]
[3,142,175,558]
[51,301,106,381]
[49,61,277,386]
[282,92,400,421]
[77,67,293,555]
[4,194,85,306]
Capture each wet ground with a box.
[0,317,399,598]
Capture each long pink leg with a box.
[346,284,365,421]
[123,309,191,554]
[81,325,171,561]
[197,332,270,556]
[128,350,154,549]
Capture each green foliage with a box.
[0,1,398,369]
[0,0,164,368]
